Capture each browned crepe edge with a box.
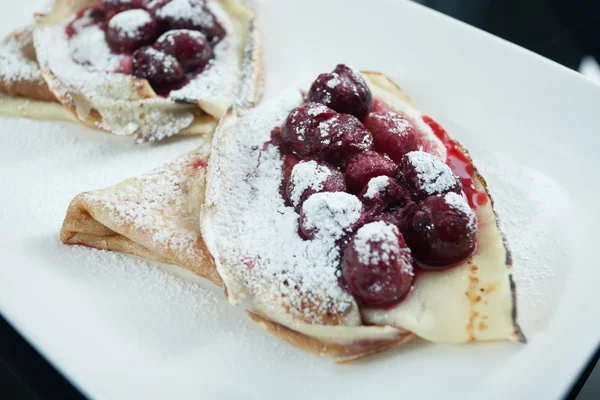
[0,28,56,102]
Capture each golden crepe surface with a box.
[61,138,222,286]
[201,70,525,359]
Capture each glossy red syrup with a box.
[422,115,488,209]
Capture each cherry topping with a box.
[154,0,225,44]
[317,114,374,165]
[285,160,347,209]
[341,221,414,306]
[307,64,373,120]
[102,0,148,19]
[132,46,185,91]
[344,151,396,190]
[154,30,212,72]
[106,9,159,53]
[281,102,337,156]
[363,111,420,162]
[403,193,477,266]
[299,192,363,240]
[359,176,412,218]
[396,151,461,202]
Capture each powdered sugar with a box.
[156,0,213,27]
[70,21,124,72]
[85,143,210,256]
[301,192,362,239]
[444,192,476,231]
[364,176,390,199]
[108,9,153,39]
[353,222,412,275]
[204,92,359,322]
[407,150,458,195]
[288,160,331,207]
[0,26,44,84]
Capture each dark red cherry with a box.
[281,102,337,156]
[154,0,225,44]
[396,151,462,202]
[154,30,212,72]
[132,46,185,91]
[106,9,159,53]
[341,221,414,306]
[317,114,373,165]
[102,0,148,20]
[307,64,373,120]
[363,111,420,162]
[285,160,346,208]
[359,176,412,217]
[299,192,363,240]
[403,193,477,266]
[344,151,396,190]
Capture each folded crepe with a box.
[60,139,222,286]
[0,0,263,140]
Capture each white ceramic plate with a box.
[1,0,599,399]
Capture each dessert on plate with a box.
[0,0,262,141]
[62,65,524,362]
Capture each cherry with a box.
[154,0,225,44]
[285,160,346,208]
[341,221,414,306]
[132,46,185,91]
[307,64,373,120]
[281,102,337,156]
[299,192,363,240]
[317,114,374,165]
[396,151,461,201]
[363,111,420,162]
[280,153,301,200]
[102,0,148,20]
[403,193,477,266]
[154,30,212,72]
[344,151,396,190]
[106,9,159,53]
[359,176,412,218]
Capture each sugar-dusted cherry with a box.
[106,9,159,53]
[344,151,396,190]
[363,111,420,162]
[341,221,414,306]
[154,29,213,72]
[403,192,477,266]
[132,46,185,91]
[299,192,363,240]
[285,160,347,208]
[307,64,373,120]
[153,0,225,44]
[280,102,337,156]
[359,176,412,217]
[396,151,462,201]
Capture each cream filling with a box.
[0,93,75,121]
[362,192,518,343]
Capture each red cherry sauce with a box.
[422,115,488,209]
[192,159,207,169]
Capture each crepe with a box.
[61,71,524,362]
[200,71,524,360]
[60,139,222,286]
[0,0,263,141]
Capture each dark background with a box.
[1,0,599,399]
